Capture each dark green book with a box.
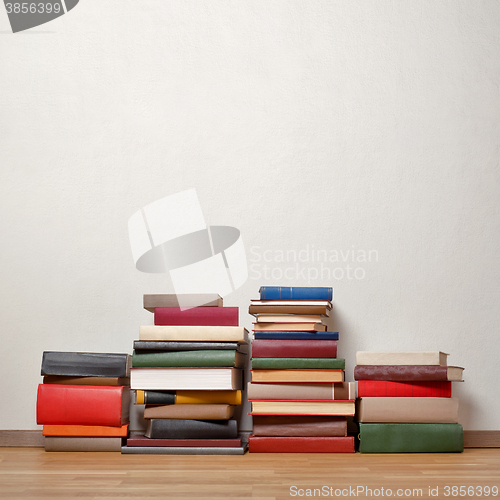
[251,357,345,370]
[359,423,464,453]
[132,349,246,368]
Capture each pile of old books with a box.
[355,350,464,452]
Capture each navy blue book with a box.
[253,331,339,341]
[259,286,333,301]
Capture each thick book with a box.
[247,382,355,401]
[356,351,449,366]
[44,437,123,452]
[121,445,246,455]
[132,350,246,368]
[146,418,238,439]
[354,365,464,381]
[144,294,222,312]
[139,325,247,342]
[359,423,464,453]
[250,400,355,416]
[357,380,452,397]
[249,300,332,316]
[143,404,234,420]
[133,341,242,352]
[251,357,345,370]
[253,323,327,332]
[36,385,130,427]
[154,307,239,326]
[42,376,130,386]
[356,397,459,423]
[131,367,242,390]
[259,286,333,301]
[251,369,344,384]
[126,435,242,447]
[254,314,323,323]
[248,436,354,453]
[41,352,131,378]
[135,390,242,405]
[42,424,129,437]
[253,331,339,341]
[252,415,347,437]
[252,339,337,359]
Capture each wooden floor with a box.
[0,448,499,499]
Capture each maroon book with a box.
[251,339,337,358]
[354,365,464,382]
[357,380,452,397]
[126,435,242,447]
[248,435,354,453]
[154,307,239,326]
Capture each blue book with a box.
[259,286,333,301]
[253,331,339,341]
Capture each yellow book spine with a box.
[176,390,241,405]
[135,390,145,405]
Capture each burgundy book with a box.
[252,415,347,437]
[126,435,242,447]
[354,365,464,382]
[251,339,337,359]
[358,380,452,397]
[248,435,355,453]
[154,307,239,327]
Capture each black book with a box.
[133,341,241,352]
[41,352,131,378]
[146,419,238,439]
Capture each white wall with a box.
[1,1,499,430]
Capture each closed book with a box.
[253,323,327,332]
[249,300,332,316]
[252,339,337,359]
[135,390,242,405]
[133,341,241,352]
[357,380,452,397]
[36,385,130,427]
[146,418,238,439]
[131,367,242,390]
[247,382,355,401]
[144,404,234,420]
[121,445,246,455]
[254,332,339,341]
[43,424,129,437]
[144,294,222,312]
[356,397,459,423]
[41,352,131,378]
[44,437,123,452]
[251,357,345,370]
[248,436,354,453]
[259,287,333,301]
[154,307,239,326]
[359,423,464,453]
[354,365,464,382]
[126,435,242,447]
[356,351,449,366]
[139,326,247,342]
[42,376,130,386]
[254,314,323,323]
[132,349,246,368]
[251,369,344,384]
[250,400,355,416]
[252,415,347,437]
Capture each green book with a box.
[132,350,246,368]
[359,423,464,453]
[251,357,345,370]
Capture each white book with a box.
[356,351,449,366]
[139,326,247,342]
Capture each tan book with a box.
[247,382,355,401]
[252,415,347,437]
[253,323,327,332]
[254,314,324,323]
[250,400,355,416]
[144,404,234,420]
[139,325,247,342]
[249,300,332,316]
[251,369,344,383]
[42,376,130,386]
[44,437,122,452]
[356,351,449,366]
[356,397,459,423]
[143,294,222,312]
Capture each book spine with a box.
[43,424,129,437]
[252,415,347,437]
[126,436,242,447]
[44,437,123,452]
[133,341,240,351]
[143,404,234,420]
[132,350,237,368]
[354,365,450,381]
[136,390,176,405]
[259,287,333,301]
[253,332,339,341]
[251,357,345,370]
[357,380,452,397]
[247,382,354,400]
[154,307,239,326]
[147,418,238,439]
[251,340,337,358]
[121,445,246,455]
[248,436,354,453]
[139,326,246,342]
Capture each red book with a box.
[154,307,239,326]
[36,384,130,427]
[248,435,355,453]
[126,435,242,447]
[357,380,452,397]
[251,339,337,358]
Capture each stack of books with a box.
[247,286,356,453]
[355,351,465,453]
[36,351,131,452]
[123,293,248,455]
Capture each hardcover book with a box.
[250,400,355,416]
[356,351,449,366]
[251,339,337,359]
[357,380,452,398]
[259,286,333,301]
[253,331,339,341]
[145,418,238,439]
[126,435,242,447]
[132,349,246,368]
[154,307,238,326]
[251,357,345,370]
[121,445,246,455]
[253,322,327,332]
[139,325,247,343]
[252,415,348,437]
[135,390,242,405]
[249,300,332,316]
[133,341,242,352]
[251,369,344,384]
[254,314,323,323]
[248,435,354,453]
[42,424,129,437]
[143,294,222,312]
[44,437,123,452]
[143,404,234,420]
[354,365,464,381]
[42,376,130,386]
[247,382,355,401]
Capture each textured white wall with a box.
[0,1,499,430]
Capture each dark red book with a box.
[354,365,463,382]
[357,380,452,397]
[251,339,337,358]
[36,384,130,427]
[154,307,239,326]
[126,435,242,447]
[248,435,354,453]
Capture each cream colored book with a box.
[356,351,449,366]
[250,400,355,416]
[139,325,247,342]
[253,314,324,323]
[247,381,356,401]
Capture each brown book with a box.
[253,323,327,332]
[252,415,347,437]
[250,400,355,416]
[44,437,122,452]
[42,376,130,386]
[354,365,464,381]
[251,369,344,383]
[143,294,223,312]
[143,404,235,420]
[247,382,355,401]
[249,300,332,316]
